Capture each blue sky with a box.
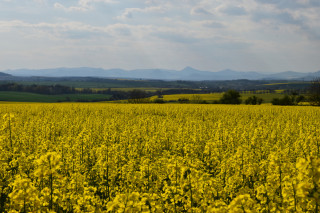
[0,0,319,73]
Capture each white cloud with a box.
[1,0,320,71]
[201,20,224,28]
[54,0,117,12]
[0,20,111,40]
[190,6,213,16]
[116,6,166,20]
[219,5,247,16]
[33,0,46,3]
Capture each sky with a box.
[0,0,320,73]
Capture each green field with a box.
[8,81,140,88]
[0,90,303,104]
[80,87,185,93]
[9,79,311,90]
[262,82,310,86]
[151,92,287,103]
[0,91,111,102]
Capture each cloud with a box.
[250,1,320,40]
[54,2,90,12]
[252,10,298,25]
[0,19,156,42]
[219,5,247,16]
[116,6,166,20]
[33,0,46,3]
[190,6,212,16]
[0,20,112,40]
[255,0,320,9]
[106,24,132,36]
[1,0,320,72]
[154,31,200,43]
[54,0,117,12]
[202,20,224,29]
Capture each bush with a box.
[245,96,263,105]
[308,78,320,106]
[220,90,242,105]
[153,98,166,104]
[296,95,305,103]
[271,95,294,105]
[191,95,203,104]
[128,89,149,103]
[272,94,305,106]
[178,98,190,104]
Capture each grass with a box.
[151,93,287,103]
[0,92,111,102]
[0,90,303,104]
[3,81,141,89]
[7,81,137,88]
[78,87,177,92]
[262,82,310,86]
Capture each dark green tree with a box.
[245,96,263,105]
[153,98,165,104]
[271,95,295,105]
[272,93,305,106]
[308,78,320,106]
[128,89,149,103]
[296,95,305,103]
[156,89,163,98]
[178,98,190,104]
[220,90,242,104]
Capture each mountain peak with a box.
[181,66,199,72]
[0,72,11,77]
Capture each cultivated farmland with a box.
[0,103,319,212]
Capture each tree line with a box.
[1,78,319,105]
[0,83,76,95]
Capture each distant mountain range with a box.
[2,67,320,81]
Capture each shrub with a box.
[153,98,166,104]
[178,98,190,104]
[220,90,242,105]
[308,78,320,106]
[272,95,294,105]
[272,94,305,106]
[245,96,263,105]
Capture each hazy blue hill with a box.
[296,71,320,81]
[2,67,320,81]
[212,69,267,80]
[4,67,126,77]
[125,69,179,80]
[0,72,11,77]
[264,71,308,80]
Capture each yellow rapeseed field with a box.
[0,103,320,212]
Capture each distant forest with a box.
[0,81,310,102]
[0,83,76,95]
[0,83,220,100]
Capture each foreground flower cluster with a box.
[0,103,319,212]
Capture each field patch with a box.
[0,91,111,102]
[151,92,286,103]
